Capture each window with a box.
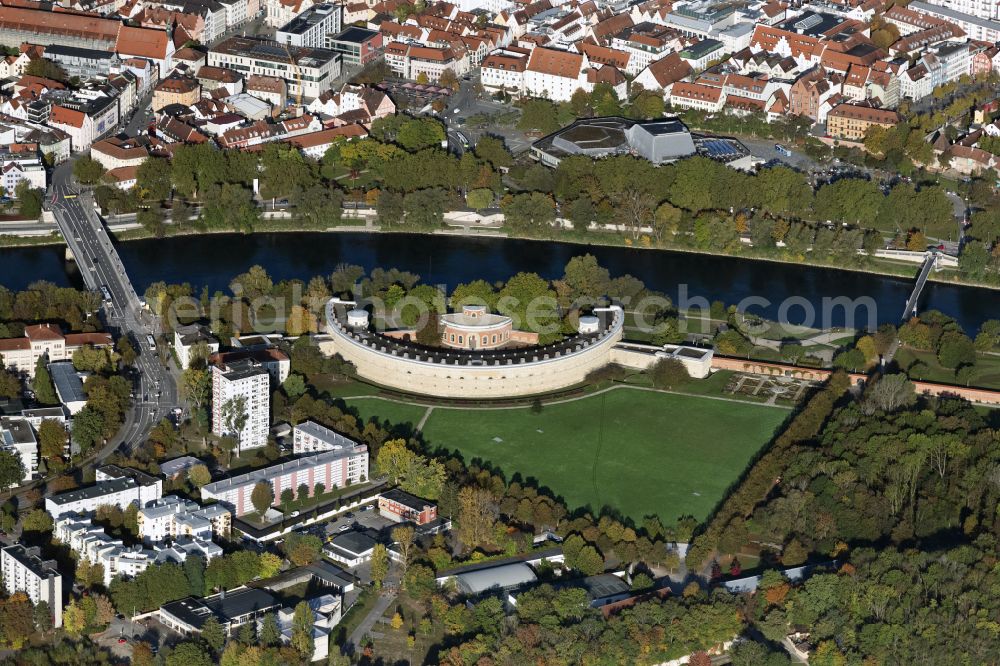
[458,335,463,344]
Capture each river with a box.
[1,232,996,332]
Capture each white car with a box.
[338,524,350,531]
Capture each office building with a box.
[325,26,381,67]
[276,3,341,49]
[47,361,87,415]
[208,36,341,102]
[0,544,62,628]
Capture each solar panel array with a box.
[700,139,740,159]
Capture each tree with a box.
[71,406,105,454]
[25,57,67,82]
[280,487,294,510]
[21,508,52,534]
[650,358,690,389]
[32,356,58,405]
[33,600,53,633]
[0,367,19,400]
[165,640,213,666]
[73,156,106,185]
[466,188,493,211]
[37,419,67,471]
[259,612,281,646]
[220,395,248,456]
[188,464,211,488]
[392,524,416,576]
[458,486,498,550]
[937,331,975,369]
[201,616,226,653]
[291,600,315,659]
[259,552,282,579]
[282,373,307,399]
[180,368,211,410]
[136,157,173,201]
[0,450,25,489]
[370,543,389,590]
[15,181,42,219]
[62,599,86,636]
[251,481,274,516]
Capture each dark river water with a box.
[1,232,997,332]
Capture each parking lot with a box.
[292,501,397,542]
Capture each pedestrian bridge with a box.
[901,253,938,322]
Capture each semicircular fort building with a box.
[319,299,714,398]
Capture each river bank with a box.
[5,213,996,293]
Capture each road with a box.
[48,160,179,457]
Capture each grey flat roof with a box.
[202,446,366,495]
[1,544,59,578]
[1,417,35,444]
[49,476,138,506]
[380,488,433,513]
[45,44,115,60]
[330,26,378,43]
[48,362,86,404]
[328,530,376,556]
[204,587,279,619]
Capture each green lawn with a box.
[896,348,1000,389]
[419,387,788,523]
[340,396,429,430]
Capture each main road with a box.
[48,160,179,459]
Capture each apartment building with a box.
[276,3,341,49]
[137,496,232,544]
[201,447,369,516]
[211,359,270,452]
[0,324,112,378]
[0,151,46,194]
[55,514,222,586]
[0,544,62,628]
[292,420,362,455]
[669,81,726,112]
[45,466,163,519]
[208,36,341,102]
[826,103,900,140]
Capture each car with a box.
[290,511,300,517]
[345,512,355,519]
[362,504,374,511]
[118,638,127,645]
[339,524,350,531]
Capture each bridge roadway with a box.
[901,253,936,323]
[49,161,178,457]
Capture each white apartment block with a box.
[211,359,270,453]
[276,3,341,49]
[293,420,362,454]
[1,416,37,484]
[1,544,63,628]
[45,465,162,519]
[137,495,232,544]
[56,514,222,586]
[201,446,369,516]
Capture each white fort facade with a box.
[320,299,713,398]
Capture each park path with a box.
[337,383,794,418]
